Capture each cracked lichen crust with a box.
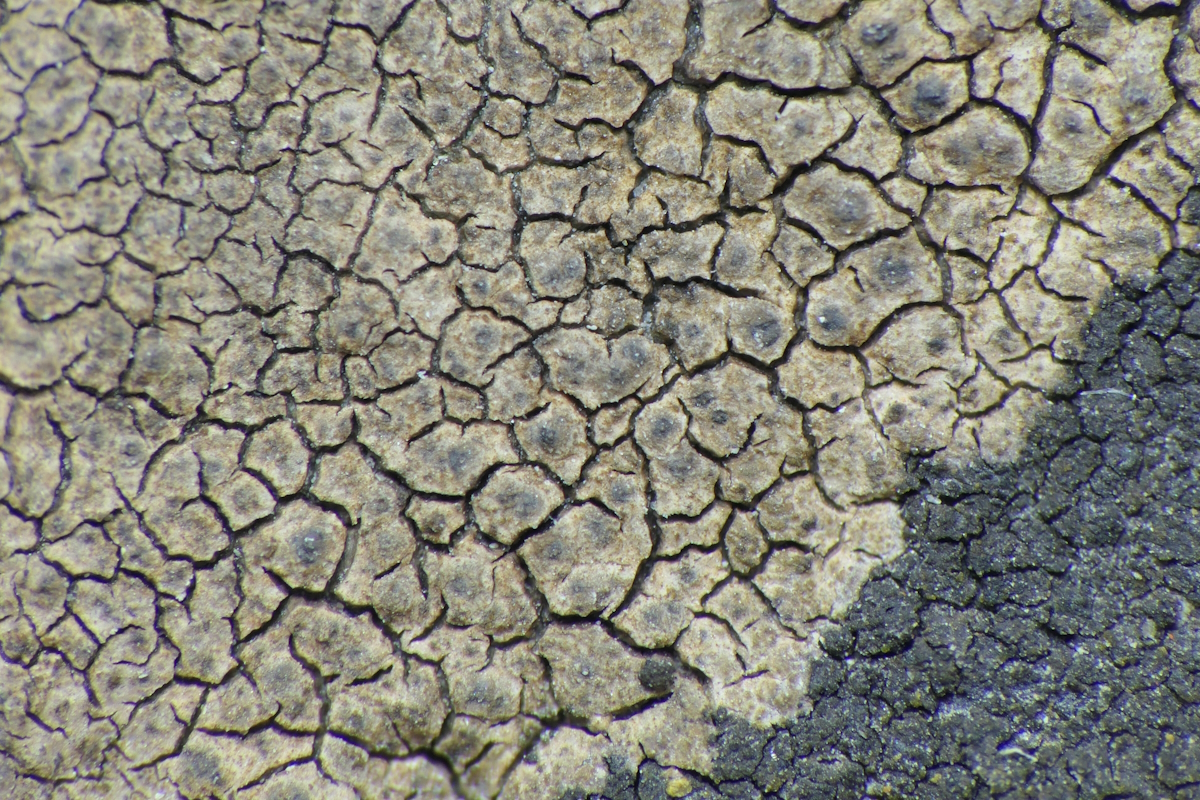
[0,0,1197,797]
[556,251,1200,800]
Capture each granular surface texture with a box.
[0,0,1198,797]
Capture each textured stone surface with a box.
[0,0,1196,797]
[559,253,1200,800]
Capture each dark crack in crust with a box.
[557,253,1200,798]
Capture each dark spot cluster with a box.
[748,317,782,348]
[860,21,898,47]
[874,256,912,287]
[293,529,324,565]
[815,305,847,332]
[911,76,948,118]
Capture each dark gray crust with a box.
[563,254,1200,798]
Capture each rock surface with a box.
[0,0,1197,797]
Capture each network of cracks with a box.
[1,0,1199,797]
